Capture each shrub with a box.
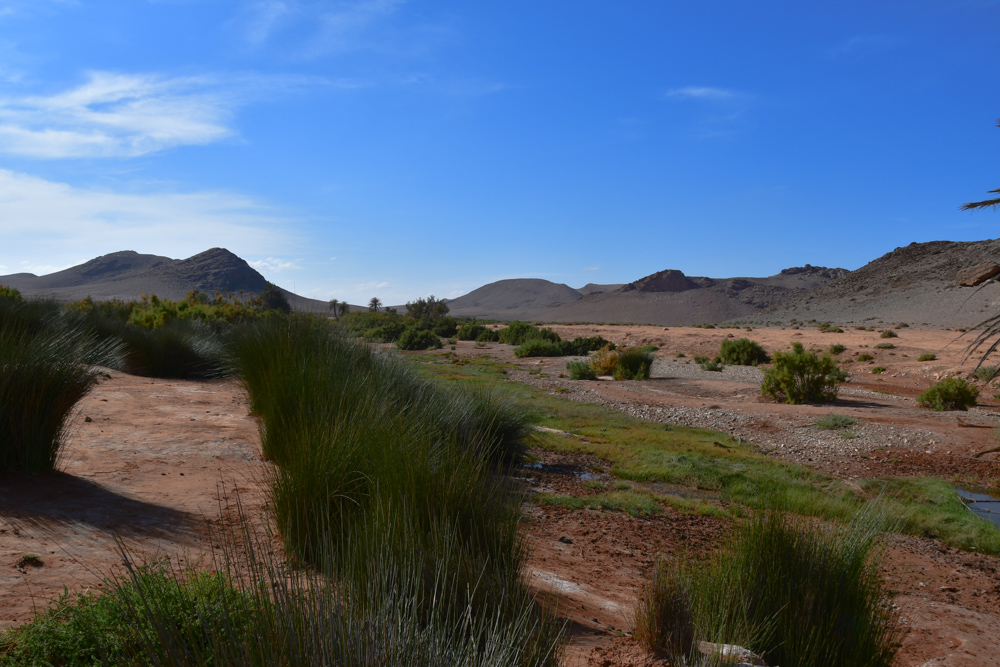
[974,366,998,382]
[880,330,897,339]
[918,353,936,362]
[514,339,564,358]
[497,321,559,346]
[699,359,723,372]
[872,366,886,374]
[716,338,769,366]
[563,336,614,356]
[857,353,874,362]
[918,377,979,411]
[675,352,686,358]
[829,344,847,355]
[362,321,407,343]
[761,342,845,404]
[818,322,843,333]
[633,509,901,667]
[814,414,858,430]
[613,348,654,380]
[395,327,442,351]
[457,322,489,341]
[475,329,500,343]
[566,360,597,380]
[590,345,619,375]
[0,314,123,473]
[430,317,459,338]
[875,343,895,349]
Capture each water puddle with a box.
[575,472,601,481]
[956,488,1000,529]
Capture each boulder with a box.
[957,261,1000,287]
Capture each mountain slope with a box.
[0,248,329,312]
[446,279,584,319]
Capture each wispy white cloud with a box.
[0,70,332,159]
[236,0,407,56]
[665,86,739,101]
[357,280,389,291]
[826,34,901,60]
[249,256,302,272]
[0,169,291,273]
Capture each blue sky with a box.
[0,1,998,305]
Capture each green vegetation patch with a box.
[917,377,979,411]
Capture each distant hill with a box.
[445,279,585,319]
[0,248,330,312]
[764,239,1000,327]
[577,283,625,295]
[444,265,849,325]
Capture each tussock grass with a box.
[1,514,563,667]
[635,507,902,667]
[228,315,556,652]
[813,414,858,430]
[0,304,123,473]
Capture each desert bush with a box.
[716,338,769,366]
[0,314,123,473]
[699,359,723,372]
[872,366,886,374]
[917,377,979,411]
[880,330,897,339]
[514,338,564,358]
[590,345,619,376]
[396,327,442,351]
[918,353,936,362]
[818,322,843,333]
[566,360,598,380]
[761,342,845,404]
[0,285,23,302]
[613,348,654,380]
[563,336,614,356]
[497,322,559,346]
[430,317,459,338]
[514,336,615,358]
[457,322,489,341]
[476,329,500,343]
[857,353,874,362]
[829,344,847,355]
[814,414,858,430]
[633,508,901,667]
[875,342,895,349]
[362,321,407,343]
[974,366,998,382]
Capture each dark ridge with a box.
[619,269,700,293]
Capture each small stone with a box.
[558,536,574,545]
[84,416,92,422]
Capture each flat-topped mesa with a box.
[619,269,700,293]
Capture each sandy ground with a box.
[3,325,1000,665]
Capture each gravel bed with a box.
[508,364,954,469]
[652,358,764,383]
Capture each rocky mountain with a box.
[444,265,849,325]
[0,248,329,312]
[763,239,1000,327]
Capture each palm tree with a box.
[368,297,382,313]
[961,118,1000,212]
[961,116,1000,371]
[328,298,342,320]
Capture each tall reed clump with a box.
[634,508,901,667]
[0,302,123,473]
[1,509,561,667]
[229,315,560,661]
